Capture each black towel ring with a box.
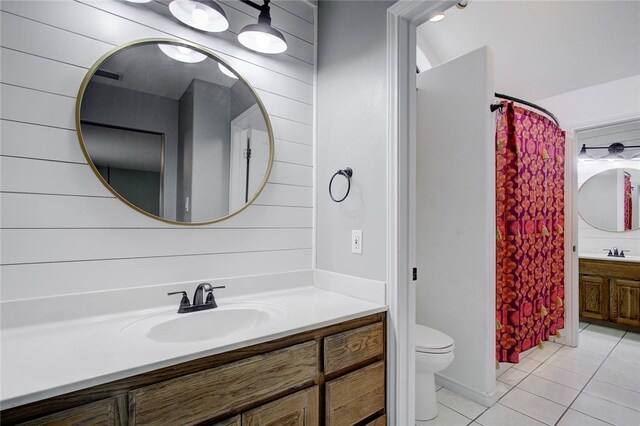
[329,167,353,203]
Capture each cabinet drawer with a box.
[129,341,318,425]
[325,361,385,426]
[243,386,319,426]
[324,322,383,375]
[18,398,122,426]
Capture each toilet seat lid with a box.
[415,324,454,353]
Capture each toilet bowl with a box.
[415,324,455,421]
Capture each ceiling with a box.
[417,0,640,102]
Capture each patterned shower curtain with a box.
[495,101,565,363]
[624,172,632,231]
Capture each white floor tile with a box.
[601,355,640,377]
[579,329,623,355]
[594,365,640,393]
[476,403,546,426]
[539,341,564,354]
[545,352,600,377]
[416,402,472,426]
[496,362,514,378]
[556,409,612,426]
[556,346,608,365]
[581,324,625,339]
[436,388,486,419]
[496,380,513,400]
[517,375,580,407]
[584,379,640,411]
[528,349,554,363]
[497,367,528,386]
[513,357,542,374]
[499,388,566,425]
[610,337,640,366]
[571,393,640,426]
[532,364,590,391]
[578,321,590,331]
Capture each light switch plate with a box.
[352,230,362,254]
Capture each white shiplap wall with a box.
[0,0,315,301]
[576,120,640,255]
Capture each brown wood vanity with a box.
[1,313,386,425]
[579,258,640,331]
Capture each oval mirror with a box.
[76,39,273,225]
[578,168,640,232]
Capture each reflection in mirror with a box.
[77,40,272,224]
[579,168,640,232]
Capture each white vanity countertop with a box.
[0,286,386,410]
[579,253,640,263]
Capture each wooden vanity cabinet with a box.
[579,259,640,330]
[3,312,386,426]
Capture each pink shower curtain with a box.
[624,173,632,231]
[495,101,565,363]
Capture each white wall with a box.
[538,79,640,257]
[0,0,315,301]
[537,75,640,128]
[316,0,393,282]
[415,47,497,404]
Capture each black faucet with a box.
[168,283,226,314]
[603,248,630,258]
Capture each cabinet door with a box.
[610,279,640,327]
[579,275,609,320]
[242,386,319,426]
[325,361,385,426]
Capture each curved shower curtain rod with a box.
[490,92,560,128]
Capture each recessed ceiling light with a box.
[428,11,445,22]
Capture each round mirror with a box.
[76,39,273,225]
[578,168,640,232]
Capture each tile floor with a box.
[417,322,640,426]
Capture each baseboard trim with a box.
[435,374,499,408]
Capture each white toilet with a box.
[415,324,455,421]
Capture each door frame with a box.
[565,112,640,348]
[386,2,457,424]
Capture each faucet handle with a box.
[168,291,190,308]
[620,250,630,258]
[205,286,225,308]
[603,248,613,256]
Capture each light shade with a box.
[238,23,287,54]
[169,0,229,32]
[158,44,207,63]
[218,62,238,79]
[577,144,593,162]
[600,152,624,162]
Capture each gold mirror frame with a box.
[75,38,274,226]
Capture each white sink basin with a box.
[121,302,283,343]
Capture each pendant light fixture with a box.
[577,144,593,162]
[579,142,640,161]
[169,0,229,33]
[237,0,288,54]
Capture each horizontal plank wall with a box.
[0,0,315,301]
